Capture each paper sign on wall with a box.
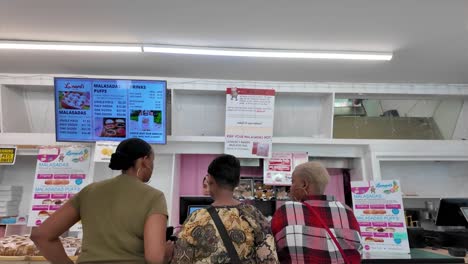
[351,180,410,254]
[263,152,308,185]
[94,141,119,162]
[0,146,17,165]
[224,88,275,158]
[28,146,91,228]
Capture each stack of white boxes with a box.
[0,186,23,217]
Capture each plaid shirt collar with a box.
[301,194,335,202]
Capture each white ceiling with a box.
[1,0,468,83]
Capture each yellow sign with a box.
[0,147,17,165]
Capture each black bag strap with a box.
[207,206,242,264]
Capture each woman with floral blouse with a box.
[173,155,278,264]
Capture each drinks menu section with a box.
[55,78,166,144]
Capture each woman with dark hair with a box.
[31,138,172,264]
[173,154,279,264]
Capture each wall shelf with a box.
[1,74,468,226]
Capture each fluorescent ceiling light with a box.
[143,45,392,61]
[0,41,142,52]
[0,41,392,60]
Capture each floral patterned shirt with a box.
[173,204,279,264]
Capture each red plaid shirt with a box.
[271,195,362,264]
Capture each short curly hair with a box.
[293,161,330,194]
[207,154,240,190]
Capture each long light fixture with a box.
[143,45,393,61]
[0,41,142,52]
[0,41,392,60]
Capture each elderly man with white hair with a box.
[271,161,362,264]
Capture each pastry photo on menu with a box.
[129,110,163,132]
[44,179,70,185]
[37,211,50,218]
[252,142,270,157]
[95,118,126,138]
[59,92,90,110]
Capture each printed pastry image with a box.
[100,118,126,138]
[44,179,70,185]
[59,92,90,110]
[363,209,387,215]
[274,175,282,182]
[364,237,384,243]
[38,211,50,217]
[101,147,114,156]
[104,119,116,130]
[115,119,126,136]
[252,142,270,157]
[365,227,396,233]
[53,200,63,205]
[42,199,52,205]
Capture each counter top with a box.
[362,248,467,263]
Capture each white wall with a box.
[1,86,55,133]
[147,154,175,223]
[321,94,334,138]
[1,86,30,132]
[172,91,225,136]
[23,87,55,133]
[380,160,468,197]
[274,94,329,137]
[350,158,365,182]
[170,155,181,226]
[433,99,464,139]
[92,162,120,182]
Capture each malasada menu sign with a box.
[351,180,410,254]
[28,146,91,228]
[54,78,167,144]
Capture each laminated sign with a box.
[28,146,91,229]
[94,141,119,162]
[351,180,410,254]
[224,88,275,158]
[0,147,17,165]
[263,152,308,185]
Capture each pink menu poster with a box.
[224,88,275,158]
[263,152,308,185]
[351,180,410,254]
[28,146,91,229]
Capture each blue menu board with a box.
[54,78,167,144]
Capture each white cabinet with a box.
[273,93,333,138]
[1,85,55,133]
